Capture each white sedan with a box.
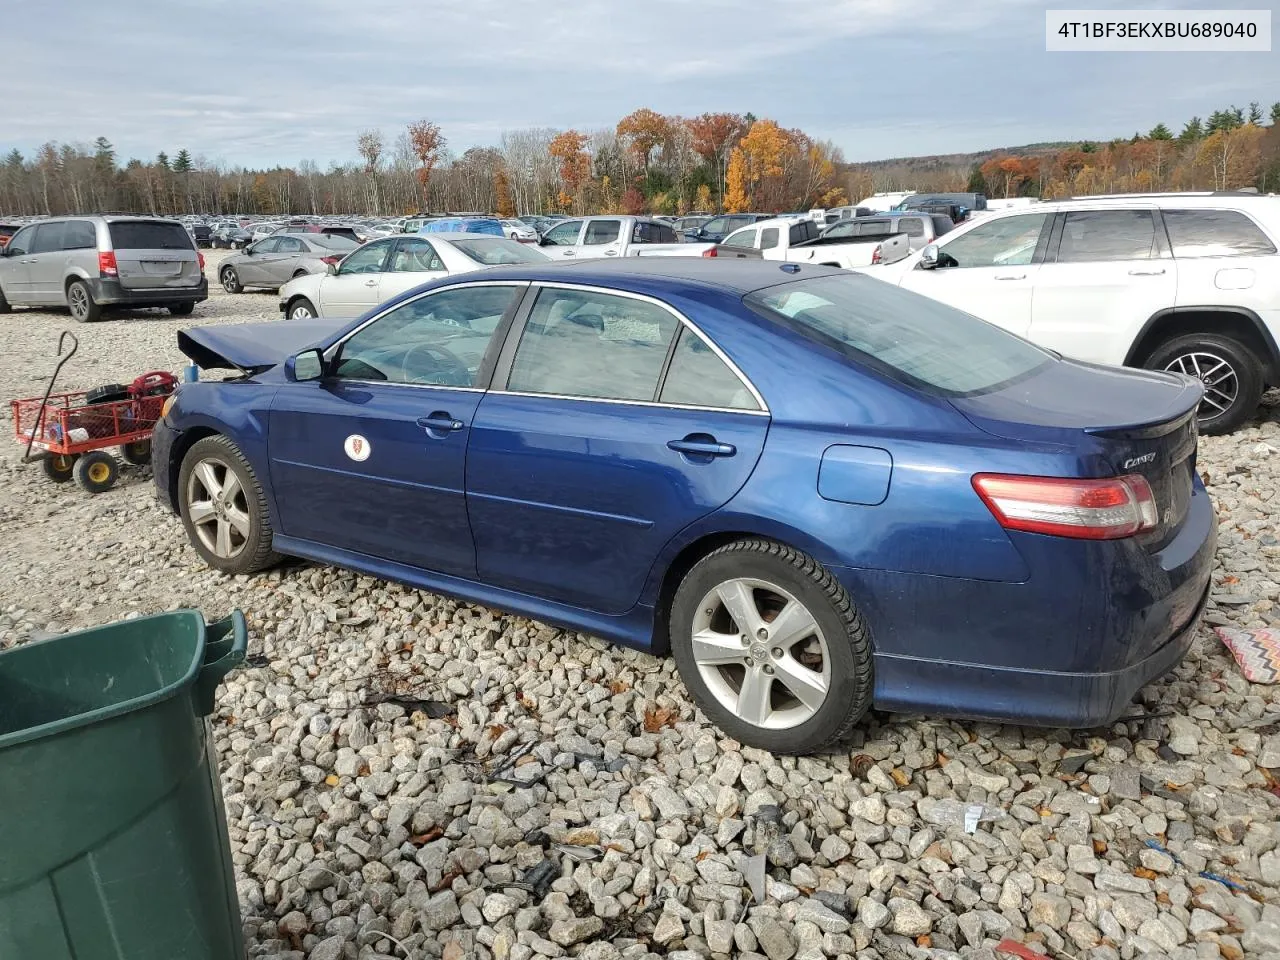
[277,233,548,319]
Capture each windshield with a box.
[450,237,548,265]
[745,274,1052,396]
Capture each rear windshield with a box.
[450,238,547,265]
[0,225,17,238]
[108,222,193,250]
[310,235,359,250]
[745,274,1051,396]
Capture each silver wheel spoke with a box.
[1201,392,1228,412]
[766,599,818,650]
[716,580,765,637]
[692,629,748,666]
[215,519,233,556]
[773,654,828,714]
[221,471,243,503]
[188,500,216,525]
[195,460,222,499]
[1199,359,1229,382]
[225,506,251,538]
[736,668,773,726]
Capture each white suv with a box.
[863,193,1280,434]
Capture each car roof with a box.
[467,257,846,297]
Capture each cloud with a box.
[1,0,1275,166]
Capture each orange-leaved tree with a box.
[617,108,672,175]
[407,120,445,210]
[687,112,745,209]
[493,169,515,217]
[548,130,592,214]
[724,148,749,212]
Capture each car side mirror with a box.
[326,262,338,276]
[288,349,324,382]
[919,244,940,270]
[539,235,552,246]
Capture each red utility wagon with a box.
[11,333,177,493]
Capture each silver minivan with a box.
[0,216,208,321]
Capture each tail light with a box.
[197,251,206,271]
[319,255,342,265]
[972,473,1158,540]
[98,251,118,277]
[870,245,882,264]
[702,247,718,258]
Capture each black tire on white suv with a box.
[1145,334,1263,436]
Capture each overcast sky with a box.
[3,0,1276,168]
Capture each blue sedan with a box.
[155,260,1215,754]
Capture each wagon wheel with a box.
[74,451,119,494]
[119,440,152,466]
[42,454,77,483]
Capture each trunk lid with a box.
[178,319,347,372]
[952,359,1203,549]
[108,221,202,290]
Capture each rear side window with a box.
[898,218,925,237]
[931,215,954,236]
[746,274,1051,396]
[108,221,193,251]
[760,228,780,250]
[789,221,818,243]
[584,220,621,245]
[62,221,96,250]
[660,327,759,410]
[31,222,66,254]
[1163,209,1277,258]
[1055,210,1157,262]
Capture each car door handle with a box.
[993,273,1025,280]
[1128,267,1166,276]
[19,259,35,264]
[668,438,736,458]
[604,249,618,256]
[563,250,576,256]
[417,414,465,433]
[364,278,378,286]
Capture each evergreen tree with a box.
[1148,123,1173,140]
[1179,117,1204,141]
[1247,101,1264,125]
[5,148,22,168]
[173,149,193,173]
[1272,102,1280,125]
[965,164,986,194]
[1080,141,1096,153]
[156,151,170,169]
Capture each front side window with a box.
[584,220,620,245]
[507,288,679,402]
[277,236,306,253]
[6,227,34,256]
[390,238,444,272]
[1056,210,1157,263]
[1163,209,1277,258]
[746,274,1051,396]
[660,328,759,410]
[542,221,582,246]
[722,228,757,249]
[333,285,517,386]
[337,240,391,275]
[254,238,281,254]
[936,213,1047,268]
[62,220,96,250]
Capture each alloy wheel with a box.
[68,285,90,320]
[1164,351,1238,423]
[186,458,250,559]
[690,577,830,730]
[221,269,239,293]
[290,304,314,319]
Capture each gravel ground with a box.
[2,249,1279,960]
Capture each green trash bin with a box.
[0,609,248,960]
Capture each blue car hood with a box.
[178,319,348,371]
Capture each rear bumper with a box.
[87,277,208,306]
[836,479,1217,727]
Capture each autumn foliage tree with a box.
[406,119,445,210]
[548,130,591,213]
[616,108,672,174]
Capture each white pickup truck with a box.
[704,216,910,268]
[537,216,757,260]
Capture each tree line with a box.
[2,101,1279,219]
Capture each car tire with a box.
[119,439,152,466]
[220,266,243,294]
[42,454,76,482]
[1145,334,1263,435]
[169,302,196,316]
[67,280,102,323]
[287,297,317,320]
[669,539,873,754]
[0,284,10,314]
[178,435,279,575]
[74,450,119,494]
